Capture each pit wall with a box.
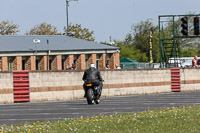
[180,68,200,91]
[0,72,13,103]
[0,68,199,104]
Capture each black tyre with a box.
[86,88,94,105]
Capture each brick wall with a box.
[114,53,120,67]
[76,54,85,70]
[0,72,13,103]
[2,68,200,103]
[64,55,74,69]
[180,68,200,91]
[13,56,22,70]
[109,53,118,69]
[26,56,36,71]
[99,54,106,70]
[52,56,57,70]
[0,53,120,71]
[52,55,62,70]
[28,68,172,102]
[39,56,47,70]
[1,57,8,71]
[88,54,96,68]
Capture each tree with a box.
[116,42,148,62]
[118,14,200,63]
[130,20,155,53]
[26,23,95,42]
[181,48,196,57]
[26,22,61,35]
[0,20,19,35]
[64,24,95,42]
[121,19,160,62]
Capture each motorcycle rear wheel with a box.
[86,88,94,105]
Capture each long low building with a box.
[0,35,120,71]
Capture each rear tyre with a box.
[86,88,94,105]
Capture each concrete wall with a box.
[28,69,172,102]
[180,68,200,91]
[0,68,200,104]
[0,72,13,104]
[29,71,84,102]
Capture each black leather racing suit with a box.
[82,67,103,96]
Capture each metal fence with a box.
[120,62,160,69]
[120,62,139,69]
[138,63,160,68]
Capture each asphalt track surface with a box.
[0,91,200,126]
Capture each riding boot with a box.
[98,82,103,96]
[97,86,102,96]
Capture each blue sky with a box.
[1,0,200,42]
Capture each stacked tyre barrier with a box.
[171,68,181,92]
[13,71,30,102]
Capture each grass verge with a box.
[1,105,200,133]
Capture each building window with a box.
[96,60,99,69]
[85,59,88,69]
[22,57,28,70]
[49,56,53,70]
[62,55,66,70]
[62,59,65,70]
[49,59,52,70]
[96,54,101,69]
[36,57,40,70]
[106,54,112,65]
[85,55,89,69]
[8,57,13,71]
[22,59,26,70]
[73,55,78,68]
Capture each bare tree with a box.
[0,20,19,35]
[64,24,95,42]
[26,22,61,35]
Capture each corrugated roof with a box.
[0,35,119,52]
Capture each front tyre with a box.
[86,88,94,105]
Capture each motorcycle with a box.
[85,81,102,105]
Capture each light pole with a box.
[47,39,49,70]
[66,0,78,35]
[33,39,41,55]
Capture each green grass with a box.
[1,105,200,133]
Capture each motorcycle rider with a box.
[82,63,103,98]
